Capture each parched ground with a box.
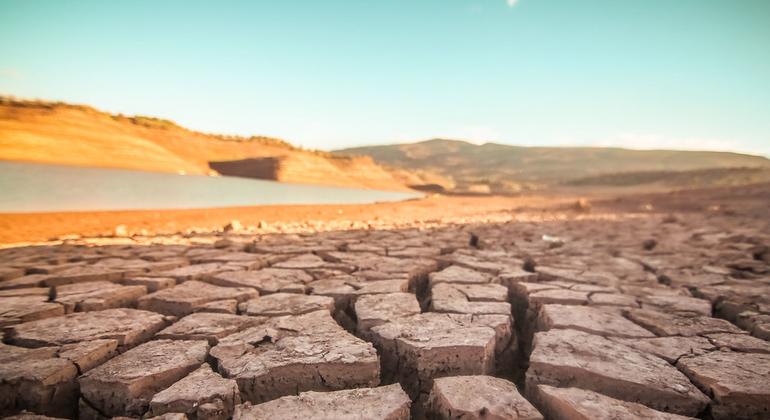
[1,183,769,419]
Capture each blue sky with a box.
[1,0,769,155]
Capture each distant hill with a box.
[336,139,770,193]
[0,97,447,191]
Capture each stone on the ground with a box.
[677,351,770,420]
[137,280,257,316]
[211,310,379,403]
[78,339,208,417]
[624,308,744,336]
[207,268,311,294]
[532,385,695,420]
[429,375,543,420]
[526,329,709,416]
[54,281,146,313]
[155,312,262,345]
[537,304,655,338]
[232,384,410,420]
[149,364,240,420]
[5,308,168,350]
[239,293,334,318]
[354,292,421,339]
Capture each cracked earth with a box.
[1,186,769,419]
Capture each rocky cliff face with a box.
[208,154,433,190]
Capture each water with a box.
[0,161,422,212]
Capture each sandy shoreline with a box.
[0,195,581,246]
[3,181,767,247]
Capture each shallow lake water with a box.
[0,161,421,212]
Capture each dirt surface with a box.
[1,183,769,419]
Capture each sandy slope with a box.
[0,98,446,191]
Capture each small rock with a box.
[114,225,129,237]
[223,220,243,233]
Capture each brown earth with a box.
[0,195,569,246]
[1,182,768,419]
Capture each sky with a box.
[1,0,769,155]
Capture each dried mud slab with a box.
[207,268,312,294]
[5,308,168,350]
[536,304,656,338]
[0,295,64,327]
[640,295,713,316]
[78,339,209,418]
[623,308,744,336]
[428,265,493,286]
[238,293,334,318]
[155,312,263,345]
[369,313,497,398]
[0,274,52,290]
[532,385,695,420]
[44,266,127,287]
[210,310,379,403]
[232,384,411,420]
[57,339,118,373]
[703,332,770,353]
[148,364,240,420]
[0,344,78,417]
[137,280,257,316]
[677,351,770,420]
[149,263,229,282]
[53,281,146,313]
[354,292,421,339]
[429,375,543,420]
[611,336,716,363]
[429,283,511,315]
[121,276,176,292]
[526,329,709,416]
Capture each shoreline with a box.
[0,195,578,246]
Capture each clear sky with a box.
[1,0,769,155]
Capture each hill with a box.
[0,97,446,191]
[336,139,770,193]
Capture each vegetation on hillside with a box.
[337,139,770,193]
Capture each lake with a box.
[0,161,422,212]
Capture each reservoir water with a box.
[0,161,422,212]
